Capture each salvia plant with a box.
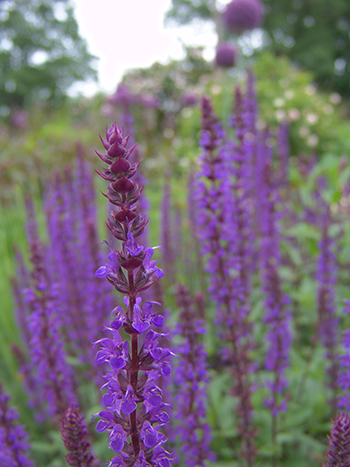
[172,284,214,467]
[3,69,350,467]
[93,122,174,467]
[0,382,35,467]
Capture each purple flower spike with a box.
[172,284,215,467]
[260,158,292,416]
[61,406,95,467]
[315,207,339,411]
[0,383,35,467]
[94,123,173,467]
[323,413,350,466]
[194,94,257,465]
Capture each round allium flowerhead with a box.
[222,0,264,32]
[215,43,237,68]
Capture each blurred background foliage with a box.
[0,0,97,112]
[165,0,350,100]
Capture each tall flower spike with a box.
[61,406,95,467]
[94,123,173,467]
[0,382,35,467]
[260,157,292,416]
[22,203,77,421]
[316,207,339,412]
[323,413,350,467]
[194,96,257,466]
[172,284,214,467]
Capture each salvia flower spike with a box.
[94,123,173,467]
[173,284,215,467]
[0,382,35,467]
[323,413,350,467]
[61,406,95,467]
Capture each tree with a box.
[0,0,97,111]
[262,0,350,99]
[165,0,350,99]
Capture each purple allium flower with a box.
[0,383,35,467]
[172,284,214,467]
[260,159,292,416]
[194,96,257,466]
[323,413,350,466]
[316,208,339,410]
[61,406,95,467]
[215,43,237,68]
[94,123,173,467]
[222,0,264,32]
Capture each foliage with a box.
[0,0,97,111]
[262,0,350,99]
[164,0,215,26]
[165,0,350,98]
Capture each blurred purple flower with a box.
[180,93,198,107]
[222,0,264,32]
[10,108,28,130]
[215,43,237,68]
[172,284,215,467]
[0,383,35,467]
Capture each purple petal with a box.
[96,420,109,432]
[133,321,150,334]
[152,315,164,327]
[95,266,108,277]
[110,438,124,453]
[121,400,137,414]
[110,356,126,370]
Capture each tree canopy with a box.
[0,0,97,111]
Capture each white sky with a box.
[71,0,227,96]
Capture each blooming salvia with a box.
[172,284,214,467]
[14,198,77,422]
[61,406,95,467]
[0,382,35,467]
[194,96,257,466]
[94,123,173,467]
[260,158,292,416]
[323,413,350,467]
[316,208,339,411]
[44,152,113,376]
